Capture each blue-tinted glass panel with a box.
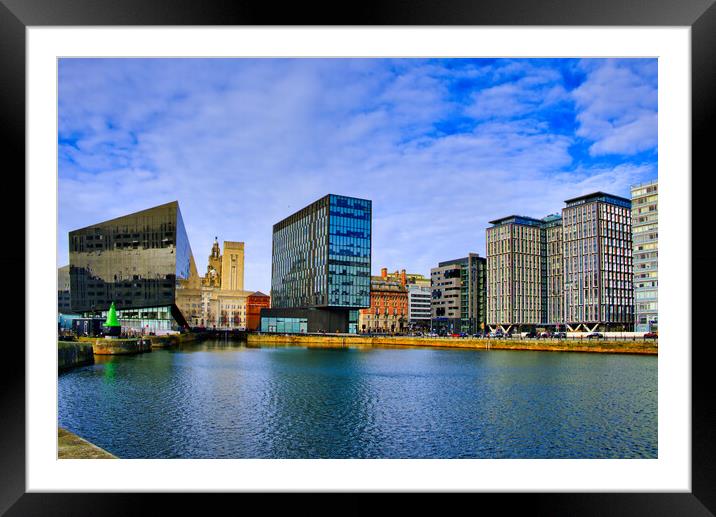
[270,194,371,310]
[327,195,371,307]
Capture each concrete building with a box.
[562,192,634,331]
[631,180,658,332]
[58,265,72,313]
[543,214,564,327]
[359,274,408,333]
[261,194,371,334]
[407,284,431,330]
[486,216,545,331]
[176,238,252,329]
[486,191,633,333]
[431,253,486,335]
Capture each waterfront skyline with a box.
[58,58,658,293]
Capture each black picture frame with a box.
[2,0,713,513]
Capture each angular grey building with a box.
[261,194,371,334]
[57,265,72,314]
[69,201,199,333]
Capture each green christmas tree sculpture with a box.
[104,302,121,327]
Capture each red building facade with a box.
[359,268,409,334]
[246,291,271,331]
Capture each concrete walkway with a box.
[58,427,117,459]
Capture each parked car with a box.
[586,332,603,339]
[539,331,551,339]
[643,332,658,339]
[524,331,537,338]
[553,332,567,339]
[489,331,504,339]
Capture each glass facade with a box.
[69,201,199,330]
[99,305,175,332]
[271,194,371,310]
[327,195,371,307]
[261,317,308,334]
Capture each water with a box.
[58,340,657,459]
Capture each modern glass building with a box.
[262,194,371,333]
[57,265,72,314]
[631,180,658,332]
[69,201,199,333]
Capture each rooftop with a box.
[70,200,180,233]
[273,193,371,232]
[564,191,631,206]
[488,215,543,227]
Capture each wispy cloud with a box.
[572,59,658,156]
[58,58,658,291]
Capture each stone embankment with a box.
[84,337,153,355]
[247,334,657,355]
[58,427,116,459]
[58,341,95,371]
[59,333,207,371]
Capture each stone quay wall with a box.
[58,341,95,371]
[247,334,657,355]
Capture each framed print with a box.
[3,0,714,513]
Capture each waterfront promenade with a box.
[247,333,657,355]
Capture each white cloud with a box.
[58,59,658,290]
[572,59,657,156]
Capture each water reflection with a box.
[58,340,657,459]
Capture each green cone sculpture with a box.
[104,302,121,327]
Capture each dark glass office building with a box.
[262,194,371,333]
[69,201,199,333]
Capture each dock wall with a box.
[58,341,95,371]
[247,334,657,355]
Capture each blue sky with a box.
[58,58,657,292]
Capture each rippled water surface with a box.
[58,341,657,458]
